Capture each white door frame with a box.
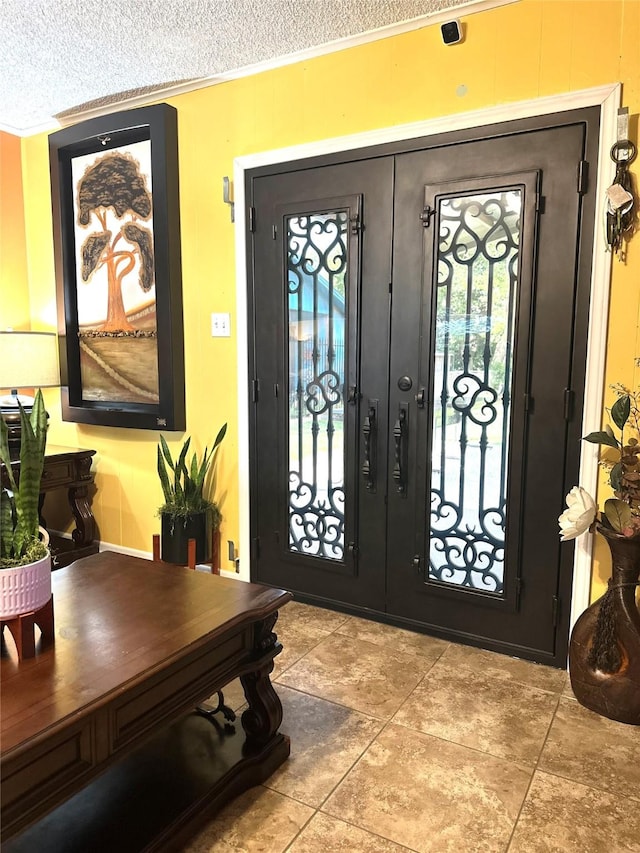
[233,83,620,637]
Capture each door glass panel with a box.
[287,211,347,560]
[429,189,522,594]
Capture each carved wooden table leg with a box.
[240,612,284,745]
[68,483,96,547]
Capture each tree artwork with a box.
[77,152,154,332]
[50,103,184,428]
[68,145,160,406]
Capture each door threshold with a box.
[287,589,565,669]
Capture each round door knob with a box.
[397,375,413,391]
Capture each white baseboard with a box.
[98,540,151,560]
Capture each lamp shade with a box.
[0,331,60,390]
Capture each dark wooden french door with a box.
[247,110,598,666]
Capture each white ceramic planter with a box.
[0,552,52,619]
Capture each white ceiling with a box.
[0,0,509,137]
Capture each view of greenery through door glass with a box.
[287,211,347,560]
[429,189,522,594]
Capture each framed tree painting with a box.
[49,104,185,430]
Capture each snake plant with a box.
[157,423,227,529]
[0,390,49,567]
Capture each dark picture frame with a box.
[49,104,185,430]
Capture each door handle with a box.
[362,404,377,491]
[393,403,408,497]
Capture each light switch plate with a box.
[211,312,231,337]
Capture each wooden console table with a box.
[1,445,97,568]
[1,551,292,851]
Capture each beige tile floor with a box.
[185,602,640,853]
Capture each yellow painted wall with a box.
[10,0,640,596]
[0,131,30,331]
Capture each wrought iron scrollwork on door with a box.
[287,210,348,561]
[427,189,522,594]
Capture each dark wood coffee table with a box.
[1,551,292,852]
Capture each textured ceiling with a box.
[0,0,486,136]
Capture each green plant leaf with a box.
[174,471,185,505]
[582,431,620,449]
[194,448,210,492]
[160,435,175,471]
[157,445,172,504]
[610,461,623,491]
[30,389,48,461]
[213,423,227,450]
[176,437,191,471]
[1,489,15,558]
[611,394,631,431]
[0,415,18,492]
[604,498,631,533]
[190,452,199,483]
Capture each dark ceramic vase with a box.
[160,511,210,565]
[569,524,640,725]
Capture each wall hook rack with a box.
[223,176,235,222]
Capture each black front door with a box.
[250,158,393,612]
[248,111,598,665]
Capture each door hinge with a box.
[347,542,359,557]
[420,205,435,228]
[577,160,589,195]
[249,206,256,232]
[563,388,574,421]
[251,536,261,559]
[350,213,362,234]
[535,192,545,213]
[524,393,531,413]
[252,378,259,402]
[346,385,360,404]
[412,555,421,573]
[552,595,560,627]
[272,224,277,240]
[274,383,279,398]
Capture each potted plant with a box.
[157,424,227,565]
[558,380,640,725]
[0,390,52,618]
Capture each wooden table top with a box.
[1,551,291,758]
[4,445,96,466]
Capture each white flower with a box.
[558,486,597,541]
